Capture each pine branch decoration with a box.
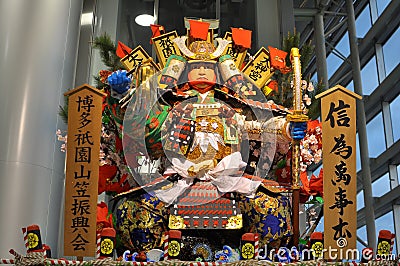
[92,33,123,71]
[58,96,69,124]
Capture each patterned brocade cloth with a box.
[116,193,168,252]
[239,191,292,247]
[116,190,292,253]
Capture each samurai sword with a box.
[287,47,308,247]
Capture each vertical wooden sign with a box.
[152,31,181,68]
[120,46,159,73]
[241,47,274,89]
[316,85,361,259]
[63,84,106,257]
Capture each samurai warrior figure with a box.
[110,32,307,258]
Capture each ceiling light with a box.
[81,12,93,26]
[135,14,155,26]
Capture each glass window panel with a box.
[377,0,391,16]
[361,56,379,95]
[357,213,397,255]
[357,190,364,211]
[315,216,324,232]
[372,173,390,197]
[376,211,395,237]
[383,28,400,76]
[335,32,350,57]
[313,164,323,177]
[398,164,400,184]
[327,53,343,78]
[357,225,367,252]
[390,95,400,143]
[366,113,386,157]
[355,5,372,38]
[326,33,350,83]
[356,133,361,172]
[311,72,317,83]
[346,80,354,92]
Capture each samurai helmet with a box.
[173,36,231,61]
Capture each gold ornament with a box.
[241,243,255,259]
[27,233,39,249]
[100,238,114,255]
[311,241,323,258]
[377,240,390,255]
[168,240,181,257]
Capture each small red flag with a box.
[150,24,164,44]
[268,46,288,70]
[189,20,210,40]
[231,27,252,49]
[116,41,132,58]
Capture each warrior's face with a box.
[187,62,217,92]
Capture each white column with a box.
[0,0,83,258]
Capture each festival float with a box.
[1,18,398,266]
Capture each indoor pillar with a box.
[345,0,376,249]
[0,0,83,258]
